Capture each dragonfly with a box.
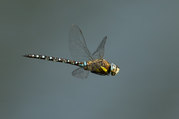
[24,25,120,79]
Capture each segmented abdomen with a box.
[24,54,86,67]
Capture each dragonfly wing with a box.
[72,68,89,79]
[92,36,107,59]
[69,24,93,62]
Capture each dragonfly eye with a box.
[110,63,120,76]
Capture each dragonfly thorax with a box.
[110,63,120,76]
[85,59,111,75]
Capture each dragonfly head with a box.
[110,63,120,76]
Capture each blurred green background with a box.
[1,0,179,119]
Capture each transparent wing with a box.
[69,24,93,62]
[72,68,89,79]
[92,36,107,59]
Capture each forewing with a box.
[72,68,89,79]
[92,36,107,59]
[69,24,93,61]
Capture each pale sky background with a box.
[1,0,179,119]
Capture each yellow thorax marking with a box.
[101,66,108,73]
[96,69,100,72]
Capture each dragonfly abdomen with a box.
[24,54,86,67]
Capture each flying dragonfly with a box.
[24,25,120,79]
